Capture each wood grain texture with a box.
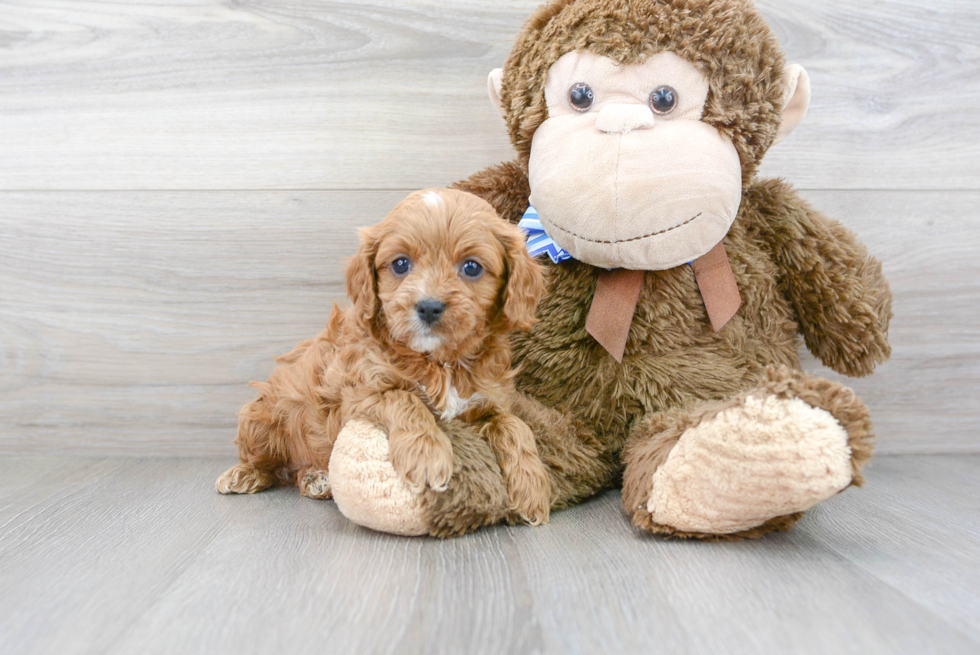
[811,455,980,640]
[0,455,977,655]
[0,190,401,454]
[0,458,248,655]
[0,0,977,191]
[1,189,978,455]
[1,4,977,650]
[797,189,980,453]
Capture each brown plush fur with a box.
[424,0,894,538]
[448,164,892,537]
[498,0,788,180]
[621,365,875,539]
[216,189,552,525]
[422,422,514,538]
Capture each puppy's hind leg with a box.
[216,463,279,494]
[216,384,288,495]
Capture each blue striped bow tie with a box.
[517,205,573,264]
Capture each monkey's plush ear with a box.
[487,68,506,121]
[495,222,545,331]
[773,64,811,146]
[345,225,380,327]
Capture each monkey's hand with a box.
[754,179,892,377]
[328,419,432,536]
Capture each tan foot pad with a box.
[328,420,432,536]
[649,395,852,534]
[299,469,332,499]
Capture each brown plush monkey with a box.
[326,0,892,539]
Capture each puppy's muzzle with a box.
[416,299,446,326]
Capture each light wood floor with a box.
[1,454,978,655]
[2,2,979,653]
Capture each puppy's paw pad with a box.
[299,469,332,499]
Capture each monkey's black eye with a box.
[461,260,483,279]
[391,257,411,276]
[649,86,678,115]
[568,83,595,112]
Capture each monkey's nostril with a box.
[416,299,446,326]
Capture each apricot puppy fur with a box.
[216,189,551,525]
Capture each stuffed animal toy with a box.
[326,0,892,539]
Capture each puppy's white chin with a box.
[409,333,443,354]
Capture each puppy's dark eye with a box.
[391,257,411,276]
[569,83,595,112]
[461,260,483,279]
[649,86,678,115]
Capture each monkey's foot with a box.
[648,393,851,534]
[633,367,875,537]
[328,420,431,536]
[215,463,278,495]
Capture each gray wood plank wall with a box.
[1,1,978,456]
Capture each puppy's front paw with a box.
[507,460,551,526]
[390,429,454,494]
[514,493,550,527]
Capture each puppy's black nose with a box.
[416,299,446,326]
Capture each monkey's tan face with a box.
[527,51,743,270]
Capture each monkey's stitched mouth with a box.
[547,212,703,244]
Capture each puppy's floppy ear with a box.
[346,225,381,327]
[493,219,545,331]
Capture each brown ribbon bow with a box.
[584,242,741,363]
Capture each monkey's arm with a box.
[750,180,892,378]
[452,160,530,224]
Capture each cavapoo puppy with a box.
[216,188,552,525]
